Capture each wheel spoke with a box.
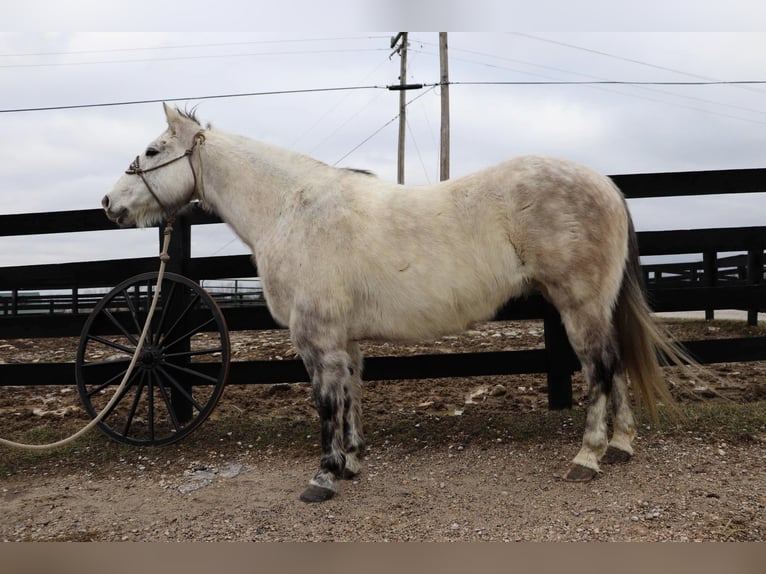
[162,361,218,384]
[96,369,141,420]
[156,365,205,412]
[86,334,135,356]
[158,292,201,347]
[120,287,144,334]
[161,318,216,351]
[102,308,139,346]
[82,359,130,367]
[162,346,224,360]
[152,280,178,345]
[84,364,130,398]
[154,371,183,432]
[121,371,147,437]
[147,371,156,442]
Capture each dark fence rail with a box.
[1,167,765,410]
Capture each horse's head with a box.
[102,103,204,227]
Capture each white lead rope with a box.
[0,220,175,451]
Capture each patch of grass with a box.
[676,400,766,441]
[0,426,85,475]
[627,400,766,443]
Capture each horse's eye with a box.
[145,147,160,157]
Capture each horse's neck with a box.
[200,133,318,250]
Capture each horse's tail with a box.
[614,212,697,422]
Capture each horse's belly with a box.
[353,264,528,341]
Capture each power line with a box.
[507,32,718,82]
[334,86,437,166]
[452,80,766,87]
[414,36,766,121]
[0,85,390,114]
[5,79,766,115]
[293,54,393,150]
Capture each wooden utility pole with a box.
[439,32,450,181]
[391,32,408,184]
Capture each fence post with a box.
[159,215,194,423]
[703,250,716,320]
[543,302,577,410]
[747,248,763,326]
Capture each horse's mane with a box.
[342,168,376,177]
[175,106,375,177]
[177,106,210,128]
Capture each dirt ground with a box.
[1,317,765,542]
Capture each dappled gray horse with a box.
[103,104,692,502]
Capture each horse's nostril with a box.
[101,195,110,210]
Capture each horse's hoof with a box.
[299,484,336,503]
[602,445,632,465]
[562,463,599,482]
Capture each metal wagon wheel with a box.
[75,272,230,446]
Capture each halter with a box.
[125,130,206,218]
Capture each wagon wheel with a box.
[75,272,230,446]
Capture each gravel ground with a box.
[1,318,765,542]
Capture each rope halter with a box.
[125,130,206,218]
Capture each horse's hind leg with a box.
[556,305,621,482]
[602,370,636,464]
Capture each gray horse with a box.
[103,104,694,502]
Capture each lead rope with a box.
[0,218,175,451]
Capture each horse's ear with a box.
[163,102,183,134]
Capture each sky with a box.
[2,8,766,272]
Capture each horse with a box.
[103,103,693,503]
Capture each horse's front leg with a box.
[296,340,351,503]
[342,342,365,479]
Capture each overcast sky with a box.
[2,16,766,269]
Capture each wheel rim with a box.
[75,272,230,446]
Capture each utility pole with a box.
[439,32,450,181]
[391,32,408,184]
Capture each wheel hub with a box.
[139,344,163,369]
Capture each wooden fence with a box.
[1,167,765,410]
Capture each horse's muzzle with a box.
[102,196,128,225]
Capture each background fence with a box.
[1,167,765,409]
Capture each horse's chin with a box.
[116,214,137,228]
[106,207,164,229]
[104,207,130,228]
